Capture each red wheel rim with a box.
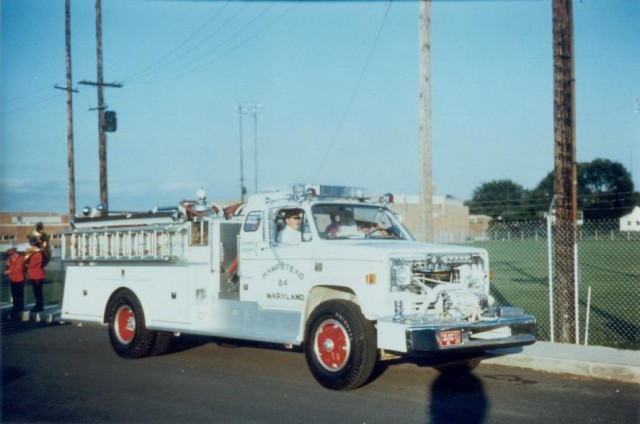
[114,305,135,344]
[313,319,350,371]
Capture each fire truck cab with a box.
[61,184,535,390]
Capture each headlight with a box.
[391,262,413,291]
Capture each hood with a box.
[314,239,487,262]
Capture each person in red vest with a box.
[4,248,25,315]
[25,241,46,313]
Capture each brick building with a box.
[0,212,70,253]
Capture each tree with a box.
[580,159,635,219]
[523,172,555,218]
[467,179,529,221]
[527,158,636,220]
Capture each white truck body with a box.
[61,185,535,390]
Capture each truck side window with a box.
[243,211,261,232]
[275,208,308,244]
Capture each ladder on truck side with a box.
[61,224,187,262]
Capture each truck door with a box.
[240,207,313,312]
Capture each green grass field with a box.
[469,239,640,350]
[3,239,638,350]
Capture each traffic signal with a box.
[104,111,117,132]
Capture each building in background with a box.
[0,212,70,254]
[469,214,493,241]
[389,191,470,243]
[619,206,640,232]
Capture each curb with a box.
[484,342,640,385]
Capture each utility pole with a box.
[79,0,122,213]
[60,0,77,217]
[96,0,107,210]
[418,0,434,243]
[552,0,577,344]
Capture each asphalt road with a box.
[2,320,639,424]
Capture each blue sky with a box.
[2,0,639,214]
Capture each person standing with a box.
[4,248,25,315]
[29,222,51,267]
[25,243,46,313]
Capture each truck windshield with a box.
[312,204,412,240]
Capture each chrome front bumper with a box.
[377,313,536,353]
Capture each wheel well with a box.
[305,286,358,322]
[103,287,137,324]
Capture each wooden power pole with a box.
[96,0,108,210]
[65,0,76,217]
[552,0,577,344]
[418,0,434,243]
[79,0,121,212]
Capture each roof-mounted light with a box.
[305,187,317,198]
[380,193,394,205]
[291,184,365,200]
[292,184,305,198]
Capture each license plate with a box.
[439,330,462,347]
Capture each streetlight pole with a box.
[252,104,261,194]
[237,104,246,202]
[237,103,261,198]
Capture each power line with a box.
[121,0,232,83]
[313,0,393,183]
[0,84,53,107]
[134,2,298,85]
[0,92,66,116]
[125,1,255,84]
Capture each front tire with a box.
[107,290,155,359]
[304,300,377,390]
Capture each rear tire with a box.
[107,290,155,359]
[304,300,377,390]
[150,331,173,356]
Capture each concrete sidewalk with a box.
[2,303,639,384]
[485,340,640,384]
[1,303,60,324]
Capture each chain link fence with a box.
[460,220,640,350]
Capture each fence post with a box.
[584,286,592,346]
[547,196,556,343]
[574,243,579,345]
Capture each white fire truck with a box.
[60,185,535,390]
